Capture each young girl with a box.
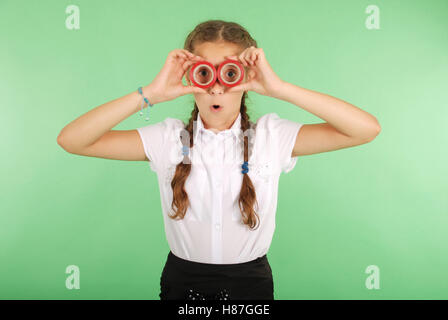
[57,20,381,300]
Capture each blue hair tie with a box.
[241,161,249,174]
[182,145,189,156]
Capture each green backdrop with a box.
[1,0,447,299]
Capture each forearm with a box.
[57,85,156,151]
[273,81,381,139]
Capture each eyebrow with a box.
[201,58,235,68]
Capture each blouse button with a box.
[215,223,221,230]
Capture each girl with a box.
[57,20,381,300]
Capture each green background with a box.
[1,0,447,299]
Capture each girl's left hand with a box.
[225,46,284,97]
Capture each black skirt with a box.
[159,251,274,300]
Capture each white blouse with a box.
[137,112,303,264]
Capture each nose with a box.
[208,77,224,95]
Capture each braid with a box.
[169,106,198,220]
[238,99,260,230]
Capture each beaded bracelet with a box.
[137,86,154,121]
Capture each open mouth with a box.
[210,104,223,112]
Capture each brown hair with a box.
[168,19,260,230]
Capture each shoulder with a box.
[253,113,304,173]
[137,117,185,138]
[136,118,186,170]
[253,112,303,153]
[138,117,184,131]
[164,117,186,129]
[254,112,300,133]
[255,112,281,128]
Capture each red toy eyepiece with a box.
[189,59,244,89]
[189,60,217,89]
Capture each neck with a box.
[201,112,240,133]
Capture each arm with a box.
[272,81,381,156]
[56,49,205,161]
[56,85,158,160]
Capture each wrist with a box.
[269,79,288,100]
[142,84,160,105]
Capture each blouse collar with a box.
[193,112,242,142]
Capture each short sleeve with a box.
[256,113,303,174]
[136,118,184,172]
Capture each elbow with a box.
[57,134,64,146]
[57,133,73,153]
[372,119,382,138]
[375,122,381,136]
[364,121,381,142]
[56,134,67,151]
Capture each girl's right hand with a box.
[145,49,207,104]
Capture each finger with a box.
[189,55,205,62]
[242,47,256,66]
[182,85,207,95]
[172,49,202,61]
[181,59,197,72]
[182,49,195,58]
[177,53,201,67]
[246,47,257,66]
[177,52,189,60]
[227,82,250,93]
[245,52,253,66]
[180,58,203,78]
[170,49,187,59]
[184,50,203,61]
[226,55,247,71]
[248,69,256,80]
[225,55,238,61]
[244,52,253,66]
[192,86,208,94]
[170,53,187,65]
[238,52,248,67]
[173,57,188,71]
[251,51,257,65]
[176,50,195,61]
